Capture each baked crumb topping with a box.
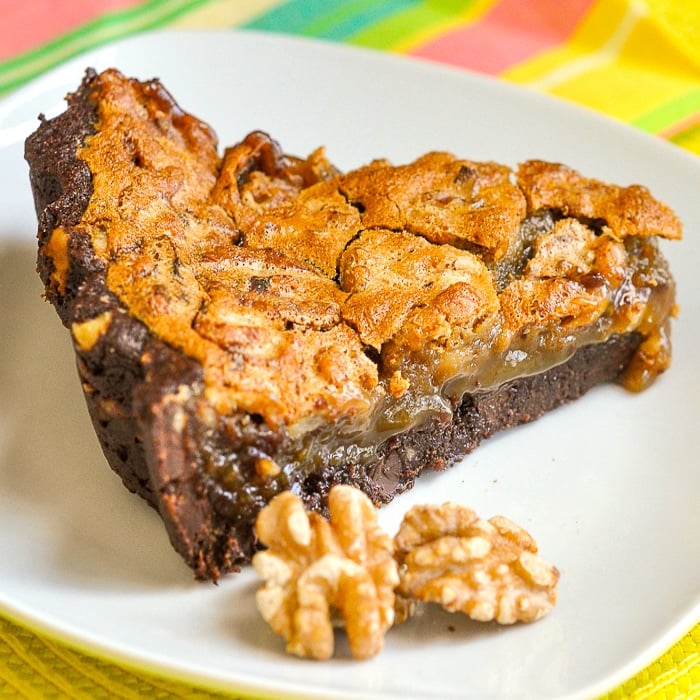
[60,69,681,432]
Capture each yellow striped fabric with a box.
[0,615,234,699]
[1,615,699,699]
[502,0,700,153]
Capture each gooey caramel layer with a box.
[64,69,680,438]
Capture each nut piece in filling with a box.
[24,68,682,580]
[253,485,398,660]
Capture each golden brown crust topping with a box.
[340,152,526,260]
[498,218,626,341]
[68,69,680,429]
[339,228,499,353]
[517,160,683,240]
[78,71,378,428]
[212,132,357,278]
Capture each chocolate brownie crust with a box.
[26,70,101,326]
[25,69,679,580]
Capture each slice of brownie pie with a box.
[25,68,681,580]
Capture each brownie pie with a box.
[25,69,681,579]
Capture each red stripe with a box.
[410,0,595,75]
[659,111,700,139]
[0,0,144,61]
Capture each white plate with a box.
[1,30,698,700]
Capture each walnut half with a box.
[395,503,559,624]
[252,486,398,660]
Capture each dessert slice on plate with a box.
[25,68,681,580]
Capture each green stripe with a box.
[631,87,700,133]
[243,0,338,33]
[349,0,480,49]
[670,121,700,154]
[301,0,418,41]
[243,0,417,40]
[0,0,216,95]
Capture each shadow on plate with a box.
[220,574,507,663]
[0,242,192,589]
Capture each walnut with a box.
[71,311,113,352]
[252,486,398,660]
[394,503,559,624]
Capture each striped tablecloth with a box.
[1,1,698,698]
